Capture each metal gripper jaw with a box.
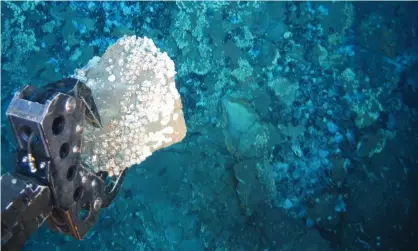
[5,78,127,240]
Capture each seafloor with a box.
[1,1,418,251]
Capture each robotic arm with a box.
[1,78,127,250]
[1,36,187,250]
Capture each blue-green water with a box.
[1,1,418,250]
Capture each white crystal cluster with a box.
[74,36,187,176]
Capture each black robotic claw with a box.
[1,78,127,250]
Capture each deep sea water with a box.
[1,1,418,251]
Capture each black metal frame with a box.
[1,79,127,250]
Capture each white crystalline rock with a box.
[74,36,187,176]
